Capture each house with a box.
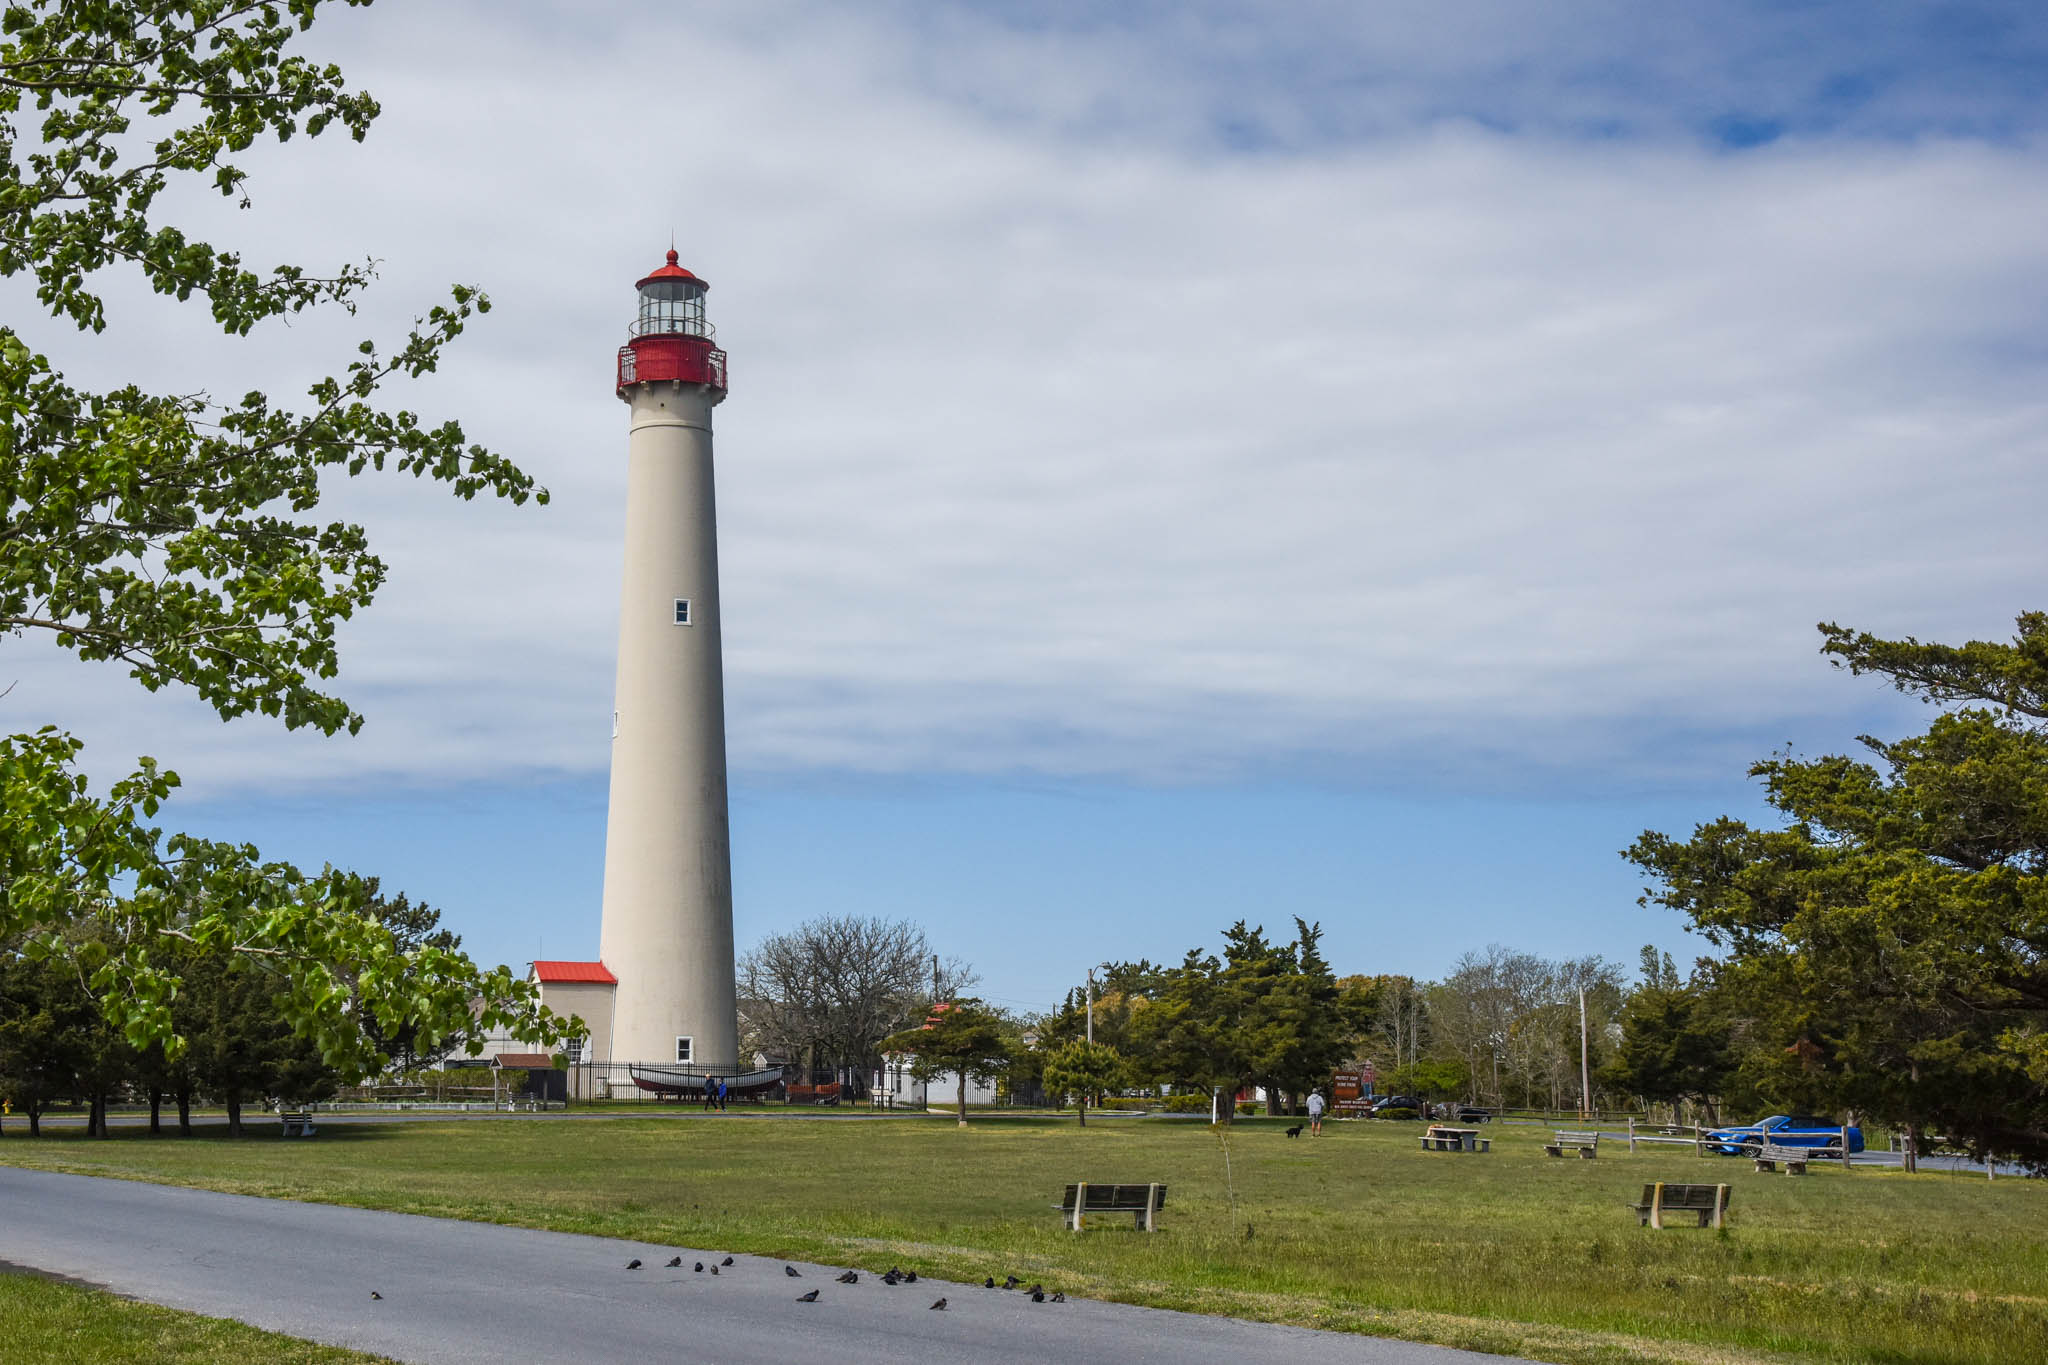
[455,961,620,1099]
[873,1053,999,1110]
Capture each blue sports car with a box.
[1702,1114,1864,1156]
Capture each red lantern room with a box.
[616,249,728,399]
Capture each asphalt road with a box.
[0,1167,1530,1365]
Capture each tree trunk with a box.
[1903,1121,1921,1175]
[149,1088,162,1136]
[956,1070,968,1127]
[27,1103,41,1137]
[1077,1098,1087,1128]
[177,1088,192,1136]
[87,1090,103,1139]
[226,1095,243,1139]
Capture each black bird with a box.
[881,1270,901,1285]
[796,1289,820,1303]
[785,1265,803,1278]
[1050,1291,1066,1303]
[1002,1275,1020,1290]
[1285,1124,1303,1138]
[626,1259,643,1270]
[983,1277,996,1289]
[904,1271,919,1283]
[694,1263,704,1273]
[666,1256,683,1268]
[929,1298,948,1311]
[721,1256,735,1266]
[370,1292,382,1301]
[1031,1290,1045,1303]
[1024,1283,1042,1296]
[711,1266,720,1276]
[836,1271,858,1284]
[886,1266,903,1279]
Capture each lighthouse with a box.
[595,249,739,1076]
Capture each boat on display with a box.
[627,1063,786,1097]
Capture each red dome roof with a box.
[637,248,707,292]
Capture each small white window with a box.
[676,1036,693,1063]
[564,1037,586,1064]
[673,598,692,626]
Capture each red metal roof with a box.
[636,248,707,291]
[531,960,616,985]
[492,1053,557,1068]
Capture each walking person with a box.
[717,1077,729,1112]
[1307,1088,1326,1136]
[702,1077,718,1112]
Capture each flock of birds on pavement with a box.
[612,1254,1070,1309]
[370,1255,1071,1312]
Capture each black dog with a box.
[1284,1124,1303,1138]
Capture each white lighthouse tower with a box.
[596,249,739,1077]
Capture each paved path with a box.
[0,1167,1529,1365]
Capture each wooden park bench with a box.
[1054,1182,1167,1232]
[1629,1182,1731,1228]
[1753,1144,1810,1175]
[1546,1129,1600,1159]
[1419,1125,1490,1153]
[279,1111,318,1138]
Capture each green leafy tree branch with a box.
[0,1,565,1072]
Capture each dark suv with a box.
[1369,1095,1424,1118]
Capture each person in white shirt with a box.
[1306,1089,1326,1136]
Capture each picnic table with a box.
[1419,1125,1489,1153]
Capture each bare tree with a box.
[738,916,974,1092]
[1426,946,1624,1110]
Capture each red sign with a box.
[1331,1065,1377,1114]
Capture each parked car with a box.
[1701,1114,1864,1156]
[1369,1095,1424,1118]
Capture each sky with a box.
[6,0,2047,1017]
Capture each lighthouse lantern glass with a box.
[637,278,710,338]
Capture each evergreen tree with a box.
[0,950,93,1137]
[182,953,335,1137]
[1042,1040,1128,1126]
[1629,613,2048,1165]
[880,998,1011,1127]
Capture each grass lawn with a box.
[0,1272,390,1364]
[2,1114,2041,1365]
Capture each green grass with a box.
[0,1273,390,1364]
[3,1114,2042,1365]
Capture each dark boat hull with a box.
[627,1064,784,1097]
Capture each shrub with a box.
[1237,1101,1261,1117]
[1162,1094,1211,1113]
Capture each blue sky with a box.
[8,0,2047,1014]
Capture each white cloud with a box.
[3,2,2044,797]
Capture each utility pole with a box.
[1086,968,1096,1046]
[932,953,941,1002]
[1578,987,1592,1120]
